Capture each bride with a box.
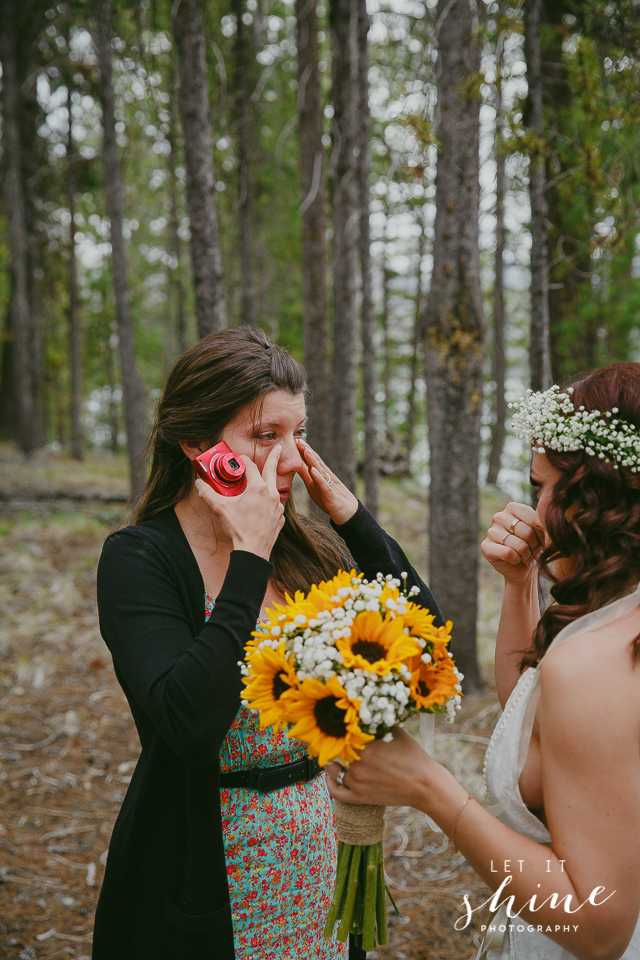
[326,361,640,960]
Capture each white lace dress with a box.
[479,583,640,960]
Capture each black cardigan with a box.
[93,502,443,960]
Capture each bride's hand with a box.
[295,438,358,526]
[325,728,439,810]
[481,502,546,585]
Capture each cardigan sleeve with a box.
[331,501,445,627]
[96,530,272,767]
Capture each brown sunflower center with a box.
[313,696,348,738]
[418,679,433,697]
[351,640,386,663]
[272,672,289,700]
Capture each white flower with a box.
[270,626,281,637]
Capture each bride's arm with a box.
[328,640,640,960]
[481,502,544,707]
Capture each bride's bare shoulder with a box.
[540,602,640,710]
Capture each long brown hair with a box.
[131,326,352,595]
[522,361,640,670]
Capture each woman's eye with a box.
[297,428,308,439]
[258,432,277,442]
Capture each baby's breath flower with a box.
[509,384,640,471]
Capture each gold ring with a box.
[509,518,520,536]
[336,768,346,787]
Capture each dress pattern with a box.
[205,593,347,960]
[481,583,640,960]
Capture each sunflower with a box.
[337,610,422,676]
[242,644,299,732]
[258,570,362,639]
[285,675,374,766]
[410,655,460,710]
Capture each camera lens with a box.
[228,458,239,471]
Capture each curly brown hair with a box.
[521,361,640,670]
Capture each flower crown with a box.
[508,384,640,472]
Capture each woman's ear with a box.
[179,440,206,461]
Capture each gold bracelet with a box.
[450,793,474,854]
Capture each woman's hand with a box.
[295,438,358,525]
[195,446,285,560]
[325,728,442,810]
[481,502,546,586]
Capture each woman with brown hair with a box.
[327,362,640,960]
[92,326,443,960]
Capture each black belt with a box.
[219,756,322,793]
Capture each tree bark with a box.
[405,209,426,460]
[233,0,256,326]
[166,69,187,363]
[423,0,485,694]
[67,90,83,461]
[93,0,148,498]
[296,0,330,460]
[381,202,391,438]
[0,0,42,454]
[172,0,226,336]
[329,0,359,491]
[487,39,506,487]
[523,0,551,391]
[541,0,592,384]
[357,0,378,517]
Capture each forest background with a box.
[1,0,640,703]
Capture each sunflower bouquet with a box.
[241,570,462,951]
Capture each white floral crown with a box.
[508,384,640,472]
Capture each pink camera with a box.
[193,441,247,497]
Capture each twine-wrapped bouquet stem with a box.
[323,799,388,950]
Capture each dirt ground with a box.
[0,444,508,959]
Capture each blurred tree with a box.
[524,0,551,391]
[172,0,226,335]
[233,0,256,326]
[358,0,378,517]
[0,0,44,453]
[296,0,330,460]
[487,24,507,486]
[329,0,359,490]
[92,0,147,496]
[423,0,485,693]
[66,65,84,462]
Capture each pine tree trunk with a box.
[296,0,330,460]
[487,43,506,487]
[423,0,485,694]
[67,77,83,461]
[172,0,226,336]
[0,0,41,455]
[233,0,256,326]
[524,0,550,391]
[357,0,378,517]
[93,0,148,498]
[166,71,187,361]
[542,0,591,384]
[405,209,426,460]
[381,203,391,438]
[68,165,83,461]
[329,0,359,491]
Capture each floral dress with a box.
[205,594,347,960]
